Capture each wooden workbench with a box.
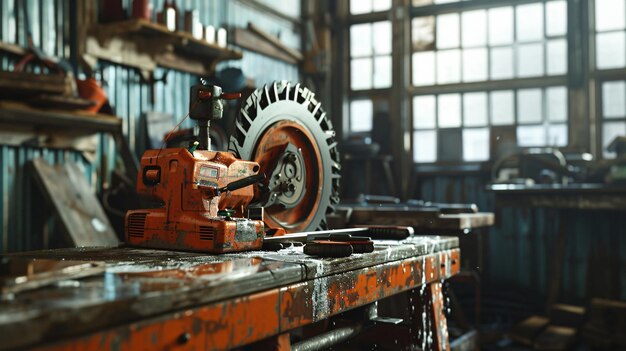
[488,183,626,210]
[346,207,494,234]
[0,236,460,350]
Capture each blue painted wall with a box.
[0,0,300,252]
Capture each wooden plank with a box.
[489,184,626,210]
[231,27,300,64]
[0,71,72,97]
[247,22,303,61]
[0,239,459,350]
[0,101,122,133]
[1,258,105,296]
[86,19,242,76]
[533,325,577,351]
[0,40,27,56]
[550,304,586,328]
[348,207,495,231]
[30,158,119,247]
[508,315,550,346]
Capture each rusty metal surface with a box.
[0,236,458,350]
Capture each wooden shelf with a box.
[86,19,243,76]
[0,101,122,134]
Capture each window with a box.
[600,81,626,158]
[595,1,626,158]
[350,99,374,133]
[412,0,471,5]
[595,0,626,69]
[412,86,567,162]
[411,1,569,163]
[348,1,393,135]
[350,21,392,90]
[350,0,392,15]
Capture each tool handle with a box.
[362,226,414,240]
[220,92,242,100]
[197,91,242,100]
[220,173,265,193]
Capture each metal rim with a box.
[229,81,341,232]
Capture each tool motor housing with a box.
[125,148,264,253]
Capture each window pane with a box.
[413,51,436,86]
[603,121,626,158]
[517,89,543,124]
[596,0,626,32]
[489,7,514,45]
[516,3,544,42]
[596,32,626,69]
[546,1,567,36]
[414,130,437,163]
[547,39,567,75]
[438,94,462,128]
[414,95,437,129]
[517,125,546,146]
[350,99,373,132]
[517,43,544,77]
[603,81,626,118]
[436,13,460,49]
[490,46,514,79]
[464,92,488,127]
[373,21,392,54]
[351,58,372,90]
[462,10,487,47]
[548,124,568,147]
[438,129,463,161]
[350,0,372,15]
[350,24,372,57]
[463,128,490,161]
[412,17,435,51]
[547,87,568,122]
[372,0,391,12]
[463,48,488,82]
[374,55,392,88]
[437,49,461,84]
[491,90,515,125]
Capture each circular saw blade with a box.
[229,81,341,232]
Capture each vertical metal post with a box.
[390,0,412,199]
[567,0,592,155]
[198,120,210,150]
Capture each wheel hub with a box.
[265,143,306,209]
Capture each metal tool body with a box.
[125,82,340,253]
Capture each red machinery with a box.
[125,82,341,253]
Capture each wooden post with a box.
[409,282,451,351]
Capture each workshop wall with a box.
[0,0,300,252]
[418,175,626,302]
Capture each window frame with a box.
[409,0,573,166]
[591,0,626,159]
[346,4,393,136]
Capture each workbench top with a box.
[0,236,459,350]
[487,183,626,209]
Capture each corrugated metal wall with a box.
[0,0,300,252]
[418,174,626,302]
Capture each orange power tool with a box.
[125,82,341,253]
[125,85,268,253]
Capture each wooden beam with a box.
[247,23,303,61]
[231,27,300,64]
